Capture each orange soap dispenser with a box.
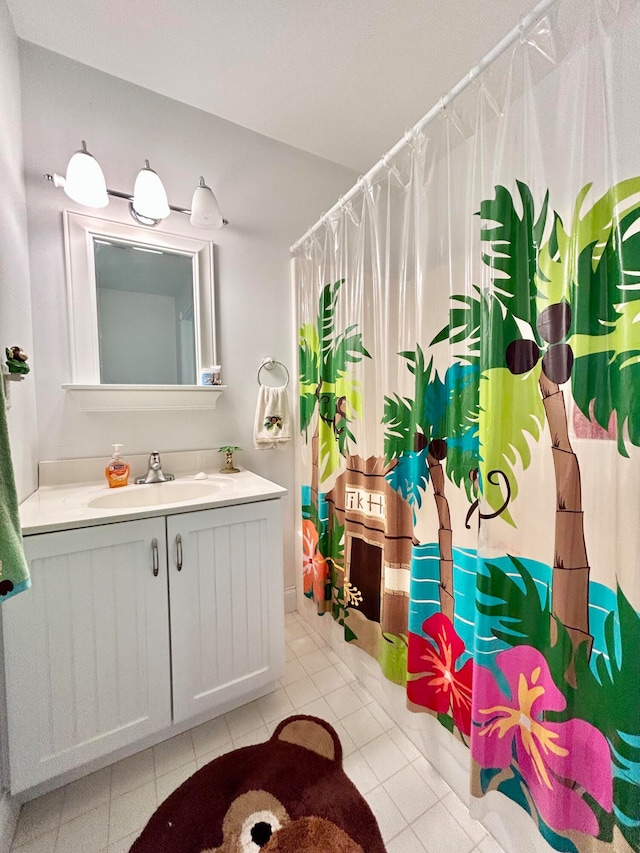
[105,444,130,488]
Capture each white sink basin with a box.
[88,480,228,509]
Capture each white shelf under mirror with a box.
[62,384,226,412]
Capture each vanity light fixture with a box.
[131,159,170,226]
[190,177,224,229]
[61,140,109,209]
[45,141,228,229]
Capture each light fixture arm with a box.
[44,173,229,226]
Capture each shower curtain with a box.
[293,1,640,851]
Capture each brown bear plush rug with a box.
[130,715,387,852]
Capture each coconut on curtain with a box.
[295,1,640,851]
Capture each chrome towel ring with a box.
[257,357,289,388]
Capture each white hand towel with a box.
[254,385,291,449]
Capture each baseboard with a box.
[284,585,297,613]
[0,790,19,853]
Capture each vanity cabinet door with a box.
[167,499,284,725]
[3,518,171,794]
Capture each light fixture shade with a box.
[132,160,170,221]
[64,141,108,208]
[190,176,224,229]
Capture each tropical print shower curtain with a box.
[294,2,640,851]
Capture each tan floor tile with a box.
[190,715,231,758]
[225,702,265,739]
[13,789,64,846]
[153,732,195,777]
[60,767,111,824]
[156,761,197,804]
[110,749,155,799]
[11,828,58,852]
[54,804,109,853]
[108,780,157,844]
[107,829,141,852]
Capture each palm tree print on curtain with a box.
[436,178,640,851]
[436,179,640,661]
[298,179,640,853]
[383,347,479,624]
[299,279,370,619]
[382,349,481,734]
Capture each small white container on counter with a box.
[200,365,222,386]
[200,366,214,385]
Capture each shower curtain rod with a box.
[290,0,558,254]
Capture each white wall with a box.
[0,5,37,502]
[19,41,357,600]
[0,2,37,845]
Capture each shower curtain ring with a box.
[403,128,416,146]
[518,21,527,44]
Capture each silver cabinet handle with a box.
[175,533,183,571]
[151,538,159,577]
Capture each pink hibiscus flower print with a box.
[302,519,329,602]
[471,645,612,836]
[407,613,473,736]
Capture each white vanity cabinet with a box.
[3,517,171,793]
[168,500,283,724]
[3,497,284,794]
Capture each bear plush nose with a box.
[250,821,273,846]
[262,816,365,852]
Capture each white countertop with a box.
[20,469,287,536]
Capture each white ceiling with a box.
[8,0,540,173]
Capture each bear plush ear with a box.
[273,715,342,764]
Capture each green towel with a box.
[0,391,30,599]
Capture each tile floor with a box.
[10,612,504,853]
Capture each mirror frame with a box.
[63,211,217,385]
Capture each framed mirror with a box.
[63,212,217,387]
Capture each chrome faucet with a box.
[135,451,175,484]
